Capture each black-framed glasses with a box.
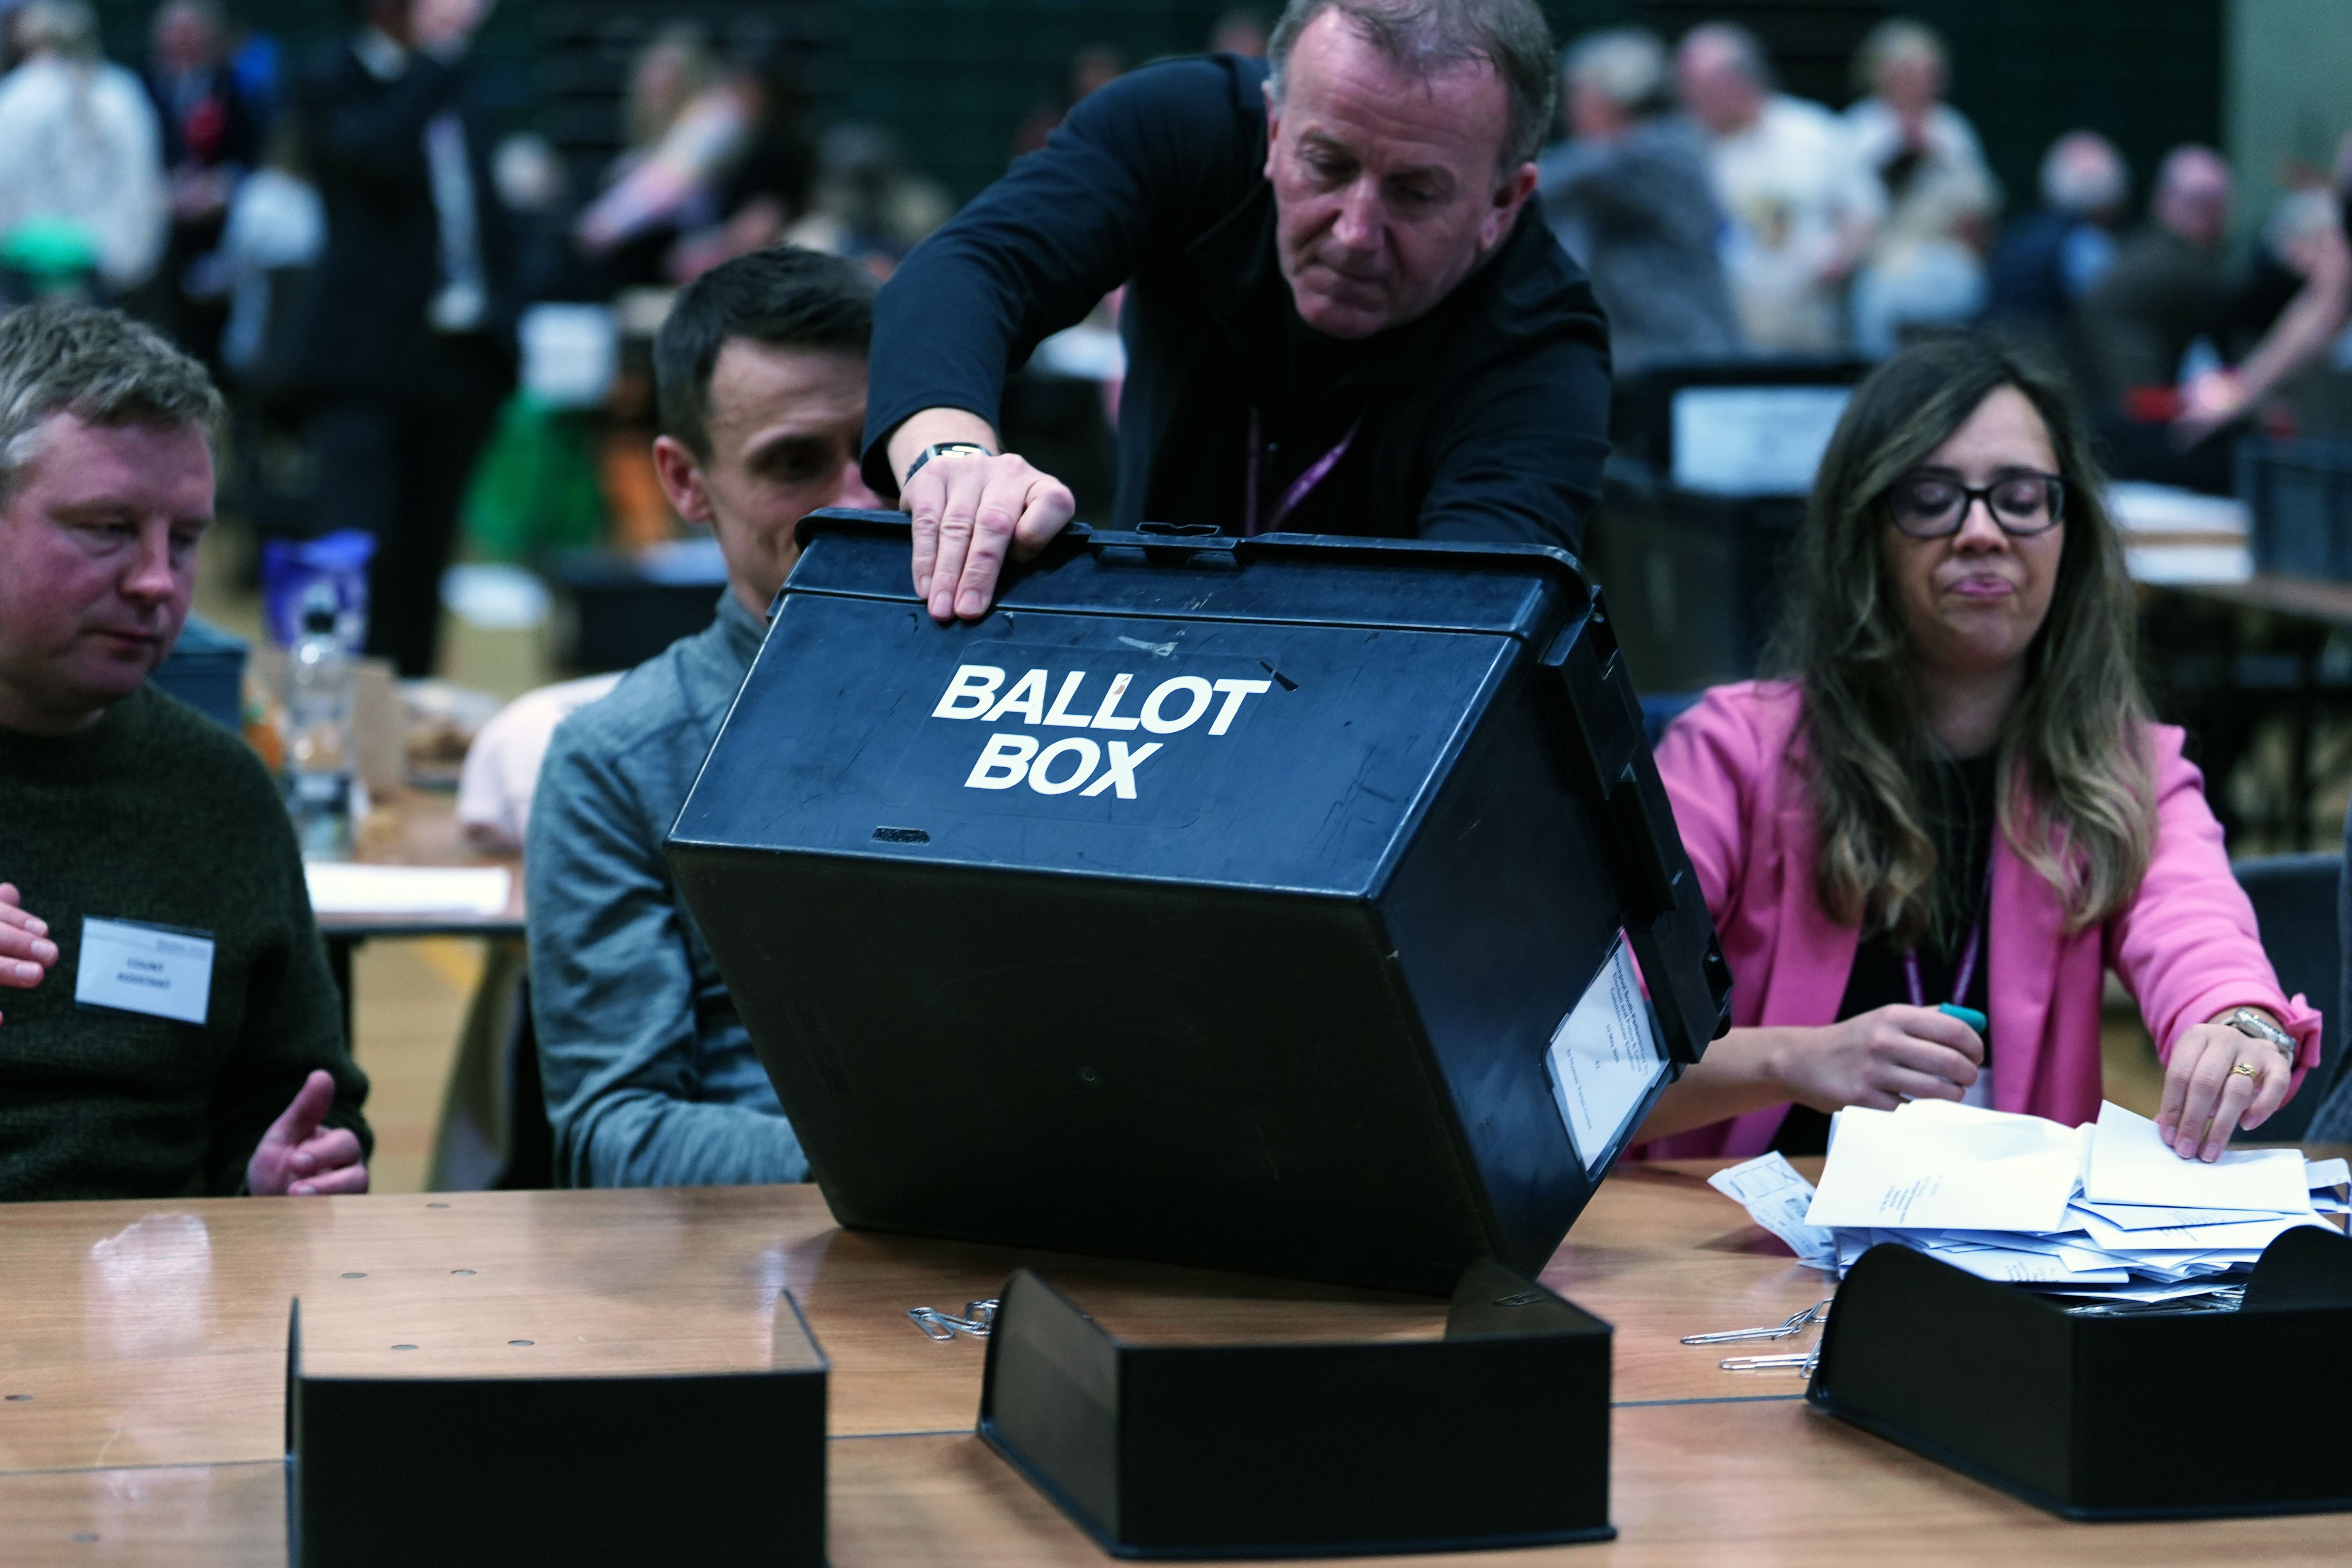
[1885,471,2066,539]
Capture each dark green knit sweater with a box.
[0,686,369,1200]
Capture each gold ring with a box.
[2231,1062,2261,1080]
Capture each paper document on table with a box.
[1543,934,1668,1174]
[2308,1158,2350,1191]
[2083,1102,2312,1213]
[2070,1206,2321,1254]
[1804,1101,2082,1232]
[304,863,513,916]
[2039,1280,2245,1305]
[1707,1153,1838,1269]
[2076,1200,2304,1230]
[1929,1245,2128,1285]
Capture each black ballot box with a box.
[668,513,1730,1295]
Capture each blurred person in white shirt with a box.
[1676,21,1880,354]
[0,0,168,294]
[1842,18,1998,357]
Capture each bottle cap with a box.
[299,583,339,636]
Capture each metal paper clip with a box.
[906,1297,1003,1341]
[1718,1344,1823,1374]
[1681,1299,1832,1346]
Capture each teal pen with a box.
[1939,1003,1987,1032]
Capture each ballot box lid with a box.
[673,514,1593,900]
[668,512,1730,1295]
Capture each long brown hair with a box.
[1768,334,2154,940]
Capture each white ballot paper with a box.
[2083,1101,2313,1214]
[1544,935,1668,1173]
[304,863,513,917]
[2308,1158,2350,1192]
[1707,1153,1838,1269]
[1706,1098,2344,1294]
[1804,1101,2082,1232]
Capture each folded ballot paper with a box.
[1708,1099,2352,1298]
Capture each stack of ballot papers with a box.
[1708,1099,2351,1301]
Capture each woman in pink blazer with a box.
[1638,336,2320,1163]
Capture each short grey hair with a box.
[1267,0,1558,173]
[0,301,224,497]
[2039,130,2126,216]
[1679,22,1771,90]
[1852,16,1945,95]
[1563,27,1670,116]
[17,0,100,59]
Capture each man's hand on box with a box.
[907,449,1075,623]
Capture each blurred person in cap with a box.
[1537,26,1738,372]
[1676,20,1881,354]
[0,0,168,296]
[869,0,1611,623]
[1985,131,2129,364]
[0,301,370,1200]
[526,249,882,1189]
[291,0,519,680]
[1842,18,1998,357]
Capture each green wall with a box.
[2226,0,2352,247]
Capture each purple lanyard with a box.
[1245,408,1360,536]
[1902,867,1990,1009]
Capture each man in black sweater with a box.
[0,302,370,1201]
[866,0,1612,622]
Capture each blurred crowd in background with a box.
[1537,16,2352,498]
[0,0,2338,687]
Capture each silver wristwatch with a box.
[2225,1007,2296,1058]
[904,441,993,483]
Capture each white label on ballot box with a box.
[1545,934,1668,1173]
[74,916,214,1026]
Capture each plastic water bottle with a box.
[284,587,356,860]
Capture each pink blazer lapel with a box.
[1714,800,1864,1158]
[1759,804,1860,1030]
[1987,835,2064,1114]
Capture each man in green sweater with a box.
[0,301,370,1200]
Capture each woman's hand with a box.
[1776,1005,1984,1113]
[2157,1014,2294,1161]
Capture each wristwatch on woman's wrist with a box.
[2225,1007,2296,1058]
[904,441,993,483]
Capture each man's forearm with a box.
[884,409,1004,491]
[565,1090,810,1188]
[2232,255,2352,409]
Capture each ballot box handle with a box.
[1539,599,1733,1065]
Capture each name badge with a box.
[74,917,216,1026]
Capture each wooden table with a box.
[2,1162,2341,1566]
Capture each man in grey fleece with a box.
[528,248,883,1186]
[1537,27,1739,372]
